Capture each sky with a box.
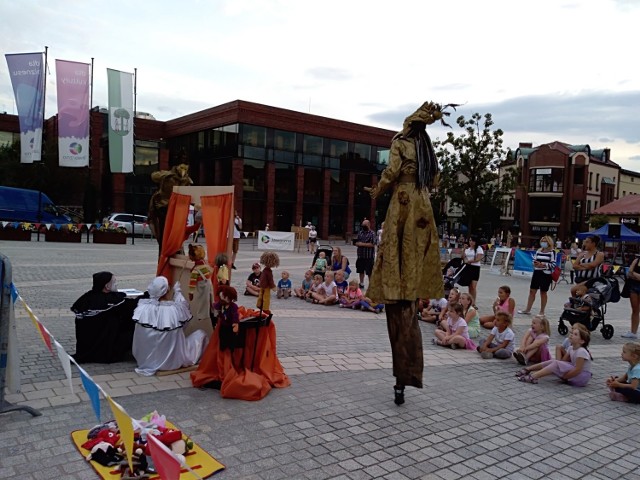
[1,0,639,169]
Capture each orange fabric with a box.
[190,318,291,401]
[201,193,233,301]
[156,192,192,283]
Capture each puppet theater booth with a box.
[157,186,290,400]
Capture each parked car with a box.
[0,186,72,224]
[103,213,153,236]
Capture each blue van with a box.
[0,186,72,224]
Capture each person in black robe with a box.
[71,271,137,363]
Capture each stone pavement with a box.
[1,238,639,479]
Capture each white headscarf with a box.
[147,276,169,299]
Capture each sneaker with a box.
[232,264,237,270]
[450,343,458,350]
[431,338,438,345]
[359,283,365,289]
[517,310,531,315]
[480,351,493,359]
[621,331,638,339]
[513,351,526,366]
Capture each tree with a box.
[588,214,609,230]
[434,112,516,234]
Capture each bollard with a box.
[0,253,41,417]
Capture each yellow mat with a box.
[71,421,225,479]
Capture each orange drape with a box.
[201,193,233,298]
[156,193,192,283]
[190,312,291,401]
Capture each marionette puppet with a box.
[215,252,230,286]
[213,285,242,351]
[187,244,214,324]
[257,251,279,314]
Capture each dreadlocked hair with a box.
[412,122,438,190]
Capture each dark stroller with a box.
[310,245,333,280]
[558,276,620,339]
[442,257,467,297]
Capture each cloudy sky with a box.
[2,0,639,169]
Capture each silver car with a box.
[104,213,153,236]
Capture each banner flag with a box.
[21,298,54,353]
[257,230,295,251]
[147,434,182,480]
[79,368,101,421]
[5,52,45,163]
[54,340,73,394]
[107,68,134,173]
[108,396,135,471]
[55,60,90,167]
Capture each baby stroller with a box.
[442,257,467,297]
[310,245,334,280]
[558,276,620,339]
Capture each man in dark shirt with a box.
[355,219,376,288]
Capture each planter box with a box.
[45,230,82,243]
[93,231,127,244]
[0,229,32,241]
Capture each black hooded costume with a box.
[71,271,137,363]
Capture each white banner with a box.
[257,230,295,251]
[107,68,134,173]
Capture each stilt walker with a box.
[366,101,457,405]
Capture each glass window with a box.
[329,139,348,158]
[243,159,266,199]
[275,162,296,201]
[529,168,564,193]
[354,143,371,162]
[596,173,600,191]
[303,167,322,203]
[329,168,348,204]
[304,135,323,155]
[377,149,390,166]
[274,130,296,151]
[242,125,266,147]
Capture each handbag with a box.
[551,266,562,283]
[621,280,631,299]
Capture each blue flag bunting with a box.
[79,369,101,422]
[9,282,18,303]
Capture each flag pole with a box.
[41,46,48,162]
[89,57,94,167]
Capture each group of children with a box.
[424,284,640,403]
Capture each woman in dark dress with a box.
[71,271,137,363]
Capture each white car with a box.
[104,213,153,236]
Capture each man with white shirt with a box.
[232,210,242,269]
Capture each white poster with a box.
[257,230,295,251]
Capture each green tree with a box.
[434,112,516,234]
[588,213,609,230]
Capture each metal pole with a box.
[0,253,41,417]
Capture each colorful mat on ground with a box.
[71,421,224,479]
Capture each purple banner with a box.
[5,52,45,163]
[56,60,90,167]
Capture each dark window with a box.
[529,168,564,193]
[303,167,322,203]
[273,129,296,163]
[275,162,296,201]
[243,159,266,199]
[303,135,322,166]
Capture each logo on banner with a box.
[261,234,271,244]
[110,107,132,136]
[69,142,82,155]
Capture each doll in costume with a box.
[215,252,229,286]
[188,244,214,323]
[213,285,243,351]
[257,251,279,313]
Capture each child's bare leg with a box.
[434,330,447,342]
[449,335,467,348]
[555,345,566,360]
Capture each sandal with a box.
[518,373,538,384]
[515,368,529,378]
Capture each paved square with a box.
[1,239,639,479]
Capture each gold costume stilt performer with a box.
[366,101,455,405]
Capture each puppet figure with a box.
[215,252,230,286]
[213,285,241,351]
[148,163,194,252]
[188,244,214,324]
[366,101,455,406]
[257,251,279,314]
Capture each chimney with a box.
[519,142,533,148]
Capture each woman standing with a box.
[569,241,581,284]
[366,101,447,406]
[622,255,640,340]
[461,237,483,302]
[518,236,556,316]
[571,235,605,296]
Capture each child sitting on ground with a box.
[513,315,551,365]
[277,270,292,299]
[310,271,337,305]
[477,311,516,359]
[334,270,349,303]
[437,287,461,330]
[313,251,328,276]
[294,270,313,299]
[420,296,448,323]
[305,274,323,302]
[480,285,516,329]
[607,342,640,403]
[460,292,480,339]
[360,295,384,314]
[517,325,592,386]
[340,279,363,308]
[555,323,589,360]
[433,302,477,350]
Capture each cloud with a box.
[368,91,640,145]
[630,155,640,161]
[306,67,352,81]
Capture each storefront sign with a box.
[621,217,638,225]
[531,225,558,233]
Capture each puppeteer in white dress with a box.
[132,276,208,376]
